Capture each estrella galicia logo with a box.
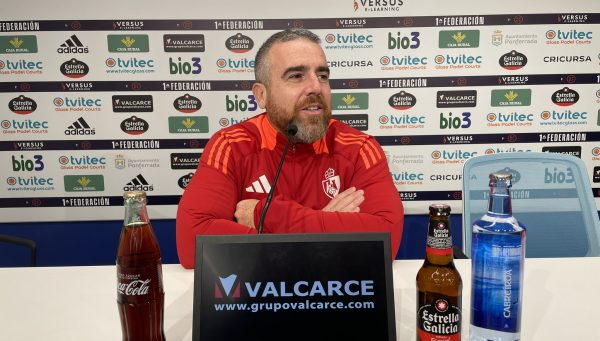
[120,116,149,135]
[499,50,527,70]
[552,87,579,106]
[178,172,194,189]
[164,34,205,52]
[174,94,201,113]
[9,95,37,114]
[226,33,254,53]
[215,274,241,298]
[388,91,416,110]
[60,58,89,78]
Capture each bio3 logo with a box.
[387,31,420,49]
[169,57,201,75]
[226,94,257,112]
[439,112,471,129]
[544,167,574,184]
[12,154,44,171]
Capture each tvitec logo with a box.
[0,58,43,75]
[216,57,254,74]
[215,274,374,299]
[53,96,101,112]
[540,109,587,127]
[431,149,477,164]
[324,33,374,50]
[545,29,592,45]
[378,113,426,129]
[105,57,155,74]
[434,53,482,70]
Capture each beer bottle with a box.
[470,172,526,341]
[416,204,462,341]
[117,191,165,341]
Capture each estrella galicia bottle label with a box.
[426,220,453,255]
[471,232,523,333]
[417,295,461,340]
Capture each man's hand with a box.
[234,199,259,228]
[322,187,364,213]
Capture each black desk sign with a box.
[192,233,397,341]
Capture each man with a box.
[176,28,403,269]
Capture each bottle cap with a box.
[489,171,512,187]
[123,191,146,199]
[429,203,451,215]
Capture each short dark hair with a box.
[254,28,321,85]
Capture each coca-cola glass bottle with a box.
[117,191,165,341]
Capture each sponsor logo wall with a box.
[1,3,600,221]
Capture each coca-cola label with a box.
[417,296,461,340]
[117,264,163,302]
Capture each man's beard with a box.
[267,95,332,144]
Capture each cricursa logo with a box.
[324,33,374,50]
[499,50,527,70]
[543,55,592,63]
[9,95,37,114]
[174,94,201,113]
[0,35,38,53]
[57,35,89,53]
[120,116,149,135]
[552,87,579,106]
[60,58,89,78]
[225,33,254,53]
[53,96,101,112]
[438,30,480,48]
[327,59,373,68]
[388,91,416,110]
[545,29,592,45]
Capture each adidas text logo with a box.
[245,174,271,194]
[65,117,95,135]
[123,174,154,191]
[57,35,89,54]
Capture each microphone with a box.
[257,124,297,234]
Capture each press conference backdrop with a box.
[1,0,600,222]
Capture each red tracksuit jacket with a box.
[176,113,404,268]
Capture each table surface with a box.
[1,257,598,340]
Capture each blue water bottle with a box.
[470,172,526,341]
